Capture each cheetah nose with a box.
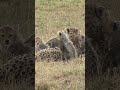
[5,40,9,45]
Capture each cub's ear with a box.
[66,28,70,33]
[95,6,105,19]
[74,28,79,34]
[58,31,62,36]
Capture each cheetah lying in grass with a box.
[35,47,62,61]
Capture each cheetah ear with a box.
[66,28,69,33]
[75,28,79,34]
[58,31,62,36]
[95,6,105,19]
[59,32,62,36]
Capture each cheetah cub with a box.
[35,37,48,53]
[58,31,78,59]
[66,27,85,58]
[35,47,62,61]
[0,25,30,64]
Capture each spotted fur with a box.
[35,47,62,61]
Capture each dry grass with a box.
[35,0,85,41]
[35,58,85,90]
[35,0,85,90]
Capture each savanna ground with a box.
[35,0,85,90]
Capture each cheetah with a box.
[46,37,60,48]
[36,31,78,61]
[66,27,85,58]
[35,47,62,61]
[0,25,31,65]
[35,37,48,53]
[46,37,70,60]
[0,54,34,85]
[58,31,78,59]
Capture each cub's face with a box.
[0,26,17,49]
[66,28,80,42]
[58,31,70,42]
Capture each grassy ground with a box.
[35,0,85,41]
[35,0,85,90]
[35,58,85,90]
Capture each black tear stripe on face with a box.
[0,0,35,89]
[85,0,120,90]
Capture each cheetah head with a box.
[66,27,80,41]
[0,26,18,49]
[58,31,70,42]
